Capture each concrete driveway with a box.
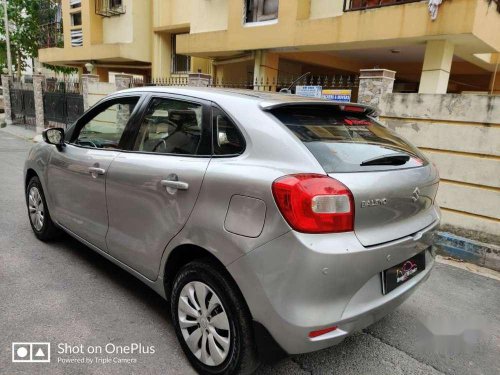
[1,128,499,375]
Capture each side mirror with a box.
[42,128,65,147]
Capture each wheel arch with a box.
[25,168,38,189]
[164,243,286,364]
[163,244,249,313]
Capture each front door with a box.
[105,95,211,280]
[47,96,141,250]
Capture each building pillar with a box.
[152,33,172,79]
[1,75,13,125]
[114,74,133,91]
[81,74,99,111]
[253,50,279,91]
[418,40,454,94]
[32,74,46,134]
[357,69,395,108]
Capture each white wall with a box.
[87,82,115,107]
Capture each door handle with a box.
[161,180,189,191]
[88,167,106,177]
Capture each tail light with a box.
[272,174,354,234]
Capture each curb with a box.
[435,232,500,272]
[0,126,39,142]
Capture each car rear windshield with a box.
[270,105,428,173]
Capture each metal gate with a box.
[43,79,84,127]
[10,80,36,127]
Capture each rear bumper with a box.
[227,218,439,355]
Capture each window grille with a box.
[95,0,125,17]
[71,29,83,47]
[171,34,191,73]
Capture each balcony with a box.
[39,22,64,48]
[343,0,424,11]
[38,0,63,48]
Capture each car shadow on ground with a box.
[51,231,172,325]
[47,231,429,375]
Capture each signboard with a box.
[321,89,352,102]
[295,86,352,102]
[295,85,322,98]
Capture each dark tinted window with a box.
[134,98,207,155]
[270,106,427,173]
[212,108,245,155]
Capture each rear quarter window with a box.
[270,105,427,173]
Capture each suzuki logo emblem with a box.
[411,187,420,202]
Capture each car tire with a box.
[171,259,260,374]
[26,176,60,241]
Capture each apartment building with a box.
[38,0,500,93]
[156,0,499,93]
[38,0,152,81]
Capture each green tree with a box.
[0,0,76,76]
[0,0,40,75]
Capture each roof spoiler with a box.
[260,101,379,117]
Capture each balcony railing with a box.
[344,0,424,11]
[39,22,64,48]
[38,0,63,48]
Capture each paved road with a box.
[1,128,499,375]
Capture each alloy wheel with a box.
[28,186,44,231]
[177,281,231,366]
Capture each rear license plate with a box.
[382,251,426,294]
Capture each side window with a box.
[134,98,206,155]
[74,97,139,149]
[212,108,245,155]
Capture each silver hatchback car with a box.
[25,88,440,374]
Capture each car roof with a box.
[116,86,375,113]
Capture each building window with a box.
[95,0,126,17]
[71,12,82,26]
[71,29,83,47]
[345,0,422,11]
[70,0,81,9]
[245,0,279,23]
[171,34,191,73]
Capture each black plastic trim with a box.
[252,321,288,364]
[211,104,247,157]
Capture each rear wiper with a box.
[360,153,410,166]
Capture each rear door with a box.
[105,94,212,280]
[269,104,439,246]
